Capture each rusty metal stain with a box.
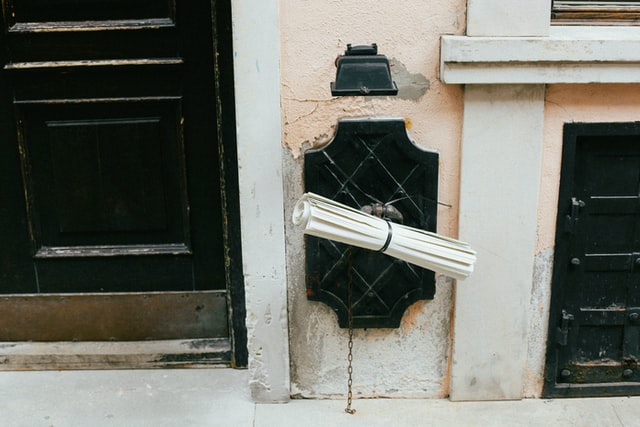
[400,301,426,334]
[0,291,228,341]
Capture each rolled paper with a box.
[293,192,476,280]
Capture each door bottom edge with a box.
[0,338,231,370]
[543,382,640,398]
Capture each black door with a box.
[0,0,244,362]
[544,122,640,397]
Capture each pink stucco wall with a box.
[280,0,467,397]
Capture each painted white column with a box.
[230,0,290,402]
[450,84,544,400]
[447,0,549,402]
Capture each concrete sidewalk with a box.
[0,368,638,427]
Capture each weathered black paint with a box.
[543,122,640,397]
[0,0,247,365]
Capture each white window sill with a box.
[440,26,640,84]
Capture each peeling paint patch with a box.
[400,301,426,334]
[390,59,430,101]
[264,304,273,325]
[524,247,554,397]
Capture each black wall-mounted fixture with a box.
[303,118,438,328]
[331,44,398,97]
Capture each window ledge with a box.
[441,27,640,84]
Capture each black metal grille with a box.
[303,118,439,328]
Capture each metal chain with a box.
[345,248,356,415]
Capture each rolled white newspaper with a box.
[292,192,476,280]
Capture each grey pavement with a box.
[0,368,638,426]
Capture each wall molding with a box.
[442,27,640,84]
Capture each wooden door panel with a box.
[583,149,640,195]
[578,273,629,308]
[49,120,169,235]
[588,196,639,214]
[12,99,206,294]
[10,71,184,116]
[18,100,189,248]
[583,254,633,272]
[0,0,238,347]
[564,309,630,384]
[4,0,178,63]
[35,257,191,293]
[583,216,636,252]
[8,31,177,64]
[5,0,174,23]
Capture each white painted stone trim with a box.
[230,0,290,403]
[447,0,552,402]
[441,27,640,84]
[450,84,545,401]
[466,0,551,37]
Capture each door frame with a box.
[212,0,247,370]
[543,121,640,397]
[228,0,290,401]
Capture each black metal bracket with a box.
[303,118,438,328]
[330,44,398,96]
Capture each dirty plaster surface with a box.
[278,0,466,400]
[1,368,639,426]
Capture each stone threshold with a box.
[0,338,231,370]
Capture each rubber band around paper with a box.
[378,220,393,253]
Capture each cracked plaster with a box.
[280,0,464,398]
